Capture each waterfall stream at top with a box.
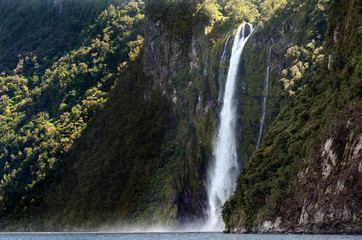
[218,35,231,103]
[204,23,254,231]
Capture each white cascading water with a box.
[256,38,273,148]
[217,35,231,103]
[204,23,254,231]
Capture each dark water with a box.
[0,233,360,240]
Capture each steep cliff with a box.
[0,0,123,73]
[0,0,360,233]
[0,0,220,229]
[222,0,361,233]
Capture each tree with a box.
[224,0,260,23]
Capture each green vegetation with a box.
[145,0,289,35]
[0,0,221,229]
[0,0,146,229]
[222,0,361,230]
[0,0,359,232]
[0,0,127,73]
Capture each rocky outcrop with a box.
[225,105,362,234]
[293,106,362,233]
[143,15,182,102]
[222,0,361,234]
[142,11,216,224]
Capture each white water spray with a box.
[218,35,231,103]
[256,38,273,148]
[205,23,254,231]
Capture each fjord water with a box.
[205,23,254,231]
[0,233,360,240]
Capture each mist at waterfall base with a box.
[204,23,254,231]
[5,24,278,236]
[0,233,359,240]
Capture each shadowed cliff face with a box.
[0,0,360,232]
[143,15,182,102]
[141,10,215,225]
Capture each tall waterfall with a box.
[205,23,254,231]
[218,35,231,103]
[256,38,273,148]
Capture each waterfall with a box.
[256,38,273,148]
[218,35,231,103]
[204,23,254,231]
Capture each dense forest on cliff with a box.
[0,0,360,233]
[222,0,362,233]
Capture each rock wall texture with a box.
[143,15,182,102]
[293,106,361,233]
[222,0,361,234]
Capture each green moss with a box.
[223,0,361,231]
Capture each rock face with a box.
[1,0,359,232]
[141,12,214,223]
[294,106,361,233]
[222,0,361,234]
[143,15,182,102]
[258,217,283,233]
